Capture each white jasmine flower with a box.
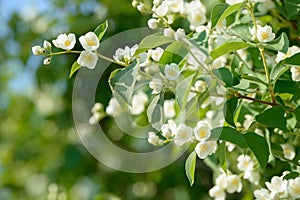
[147,18,158,29]
[106,98,123,117]
[165,63,180,80]
[43,40,52,50]
[163,28,175,38]
[77,50,98,69]
[275,45,300,63]
[280,143,296,160]
[209,185,226,200]
[226,174,242,193]
[192,80,206,93]
[79,32,99,51]
[148,132,164,146]
[195,141,217,159]
[225,0,243,5]
[254,25,275,43]
[265,176,288,196]
[244,170,260,185]
[168,0,185,13]
[257,0,275,15]
[216,173,228,190]
[291,66,300,82]
[174,28,185,41]
[237,154,254,172]
[289,177,300,198]
[43,57,51,65]
[52,33,76,50]
[161,120,177,138]
[154,1,168,17]
[193,122,211,141]
[113,44,138,64]
[32,45,44,55]
[149,78,163,94]
[150,47,164,62]
[153,0,162,6]
[188,10,206,30]
[254,188,271,200]
[163,99,176,118]
[130,92,148,115]
[174,123,193,146]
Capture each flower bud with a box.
[43,40,52,50]
[43,57,51,65]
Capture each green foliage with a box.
[223,97,238,127]
[185,151,197,186]
[210,127,248,148]
[147,95,164,130]
[211,3,243,28]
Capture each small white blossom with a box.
[226,174,242,193]
[225,0,243,5]
[154,1,168,17]
[193,122,211,141]
[32,45,44,55]
[289,177,300,198]
[149,78,163,94]
[150,47,164,62]
[265,176,288,196]
[161,120,177,138]
[226,142,236,152]
[291,66,300,82]
[165,63,180,80]
[243,114,255,129]
[147,18,158,29]
[174,28,185,41]
[43,57,51,65]
[77,50,98,69]
[188,10,206,30]
[192,80,206,93]
[195,141,217,159]
[43,40,52,50]
[148,132,164,146]
[253,25,275,43]
[174,123,193,146]
[216,173,228,190]
[52,33,76,50]
[79,32,99,51]
[163,28,175,38]
[244,170,260,185]
[106,98,123,117]
[280,143,296,160]
[254,188,271,200]
[113,44,138,64]
[92,102,104,113]
[167,0,185,13]
[275,45,300,63]
[237,154,254,172]
[130,92,148,115]
[163,99,176,118]
[209,185,226,200]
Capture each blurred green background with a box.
[0,0,212,199]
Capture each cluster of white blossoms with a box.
[113,44,138,65]
[209,172,242,200]
[275,45,300,82]
[133,0,206,31]
[237,155,260,185]
[254,172,300,199]
[32,31,100,69]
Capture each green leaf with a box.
[294,106,300,128]
[109,61,138,107]
[229,23,252,41]
[185,151,197,186]
[215,141,227,172]
[275,80,300,101]
[283,172,300,180]
[159,41,188,65]
[211,39,251,60]
[210,127,247,148]
[284,52,300,65]
[223,97,238,127]
[134,33,174,56]
[94,20,108,41]
[264,32,289,53]
[270,64,290,84]
[212,67,235,87]
[255,106,288,132]
[176,75,194,109]
[147,95,164,131]
[69,61,81,78]
[244,132,270,169]
[211,3,243,29]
